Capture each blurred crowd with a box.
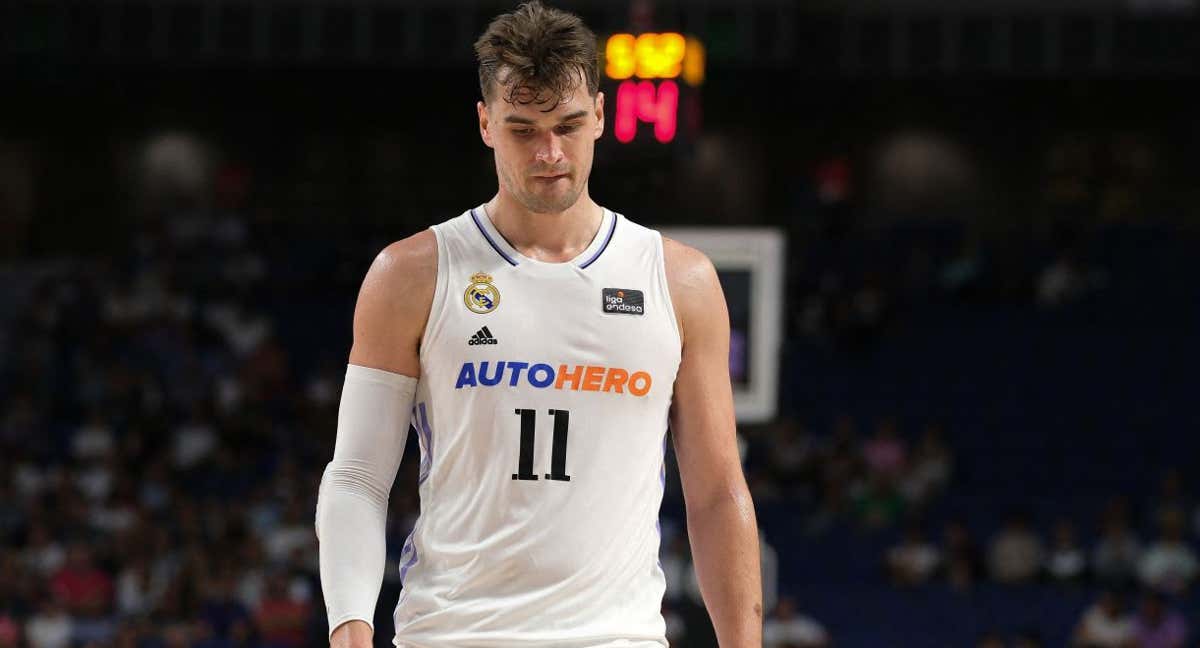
[886,469,1200,596]
[0,209,344,647]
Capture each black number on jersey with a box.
[511,408,572,482]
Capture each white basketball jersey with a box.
[392,204,682,648]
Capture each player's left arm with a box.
[663,237,763,647]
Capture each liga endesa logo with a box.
[454,361,652,397]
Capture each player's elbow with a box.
[315,460,391,538]
[687,472,756,523]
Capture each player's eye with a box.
[555,124,581,135]
[512,128,534,136]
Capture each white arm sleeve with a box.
[315,363,416,639]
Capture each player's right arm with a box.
[347,230,437,375]
[321,230,437,648]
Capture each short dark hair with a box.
[473,1,599,109]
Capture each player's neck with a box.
[484,191,604,264]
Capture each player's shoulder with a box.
[369,229,438,291]
[660,236,718,293]
[349,229,437,374]
[659,235,724,345]
[357,229,438,322]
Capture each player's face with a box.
[478,72,605,214]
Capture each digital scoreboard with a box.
[601,33,704,144]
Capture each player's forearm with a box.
[316,464,389,638]
[316,365,414,641]
[686,480,763,648]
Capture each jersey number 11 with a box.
[511,408,571,482]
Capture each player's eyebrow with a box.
[504,110,588,125]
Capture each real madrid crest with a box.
[464,272,501,314]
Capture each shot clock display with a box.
[602,32,704,144]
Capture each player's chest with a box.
[431,268,678,371]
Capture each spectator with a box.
[1139,509,1197,594]
[988,513,1044,585]
[886,523,941,586]
[253,571,310,648]
[188,620,235,648]
[1073,590,1134,648]
[1147,468,1191,533]
[1130,591,1188,648]
[900,422,953,505]
[853,475,905,530]
[760,534,780,615]
[660,534,691,605]
[1045,519,1087,584]
[70,409,115,462]
[0,613,18,648]
[862,417,907,481]
[114,555,162,618]
[942,519,983,591]
[763,597,829,648]
[1037,247,1102,307]
[820,414,863,489]
[804,476,851,536]
[24,598,71,648]
[1093,509,1142,588]
[171,403,218,471]
[68,603,116,646]
[767,420,818,497]
[198,570,252,640]
[48,545,112,617]
[18,524,65,578]
[264,497,316,567]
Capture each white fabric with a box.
[391,205,682,646]
[316,364,416,638]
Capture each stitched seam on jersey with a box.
[398,526,419,585]
[578,211,619,269]
[416,402,433,484]
[470,208,519,266]
[419,402,434,470]
[413,407,428,483]
[418,223,450,368]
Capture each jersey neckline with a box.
[470,203,618,269]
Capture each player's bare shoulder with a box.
[348,230,438,377]
[661,236,726,345]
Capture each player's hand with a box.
[329,619,373,648]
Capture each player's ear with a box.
[478,100,495,149]
[592,91,605,141]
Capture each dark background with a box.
[2,2,1199,647]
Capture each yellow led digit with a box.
[633,33,658,79]
[632,33,686,79]
[658,33,685,79]
[683,36,705,86]
[605,33,636,80]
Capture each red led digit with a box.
[652,80,678,143]
[614,79,679,144]
[615,80,639,143]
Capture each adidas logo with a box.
[468,326,498,346]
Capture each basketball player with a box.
[315,3,762,646]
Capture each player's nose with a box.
[534,134,565,164]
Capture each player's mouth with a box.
[533,173,568,181]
